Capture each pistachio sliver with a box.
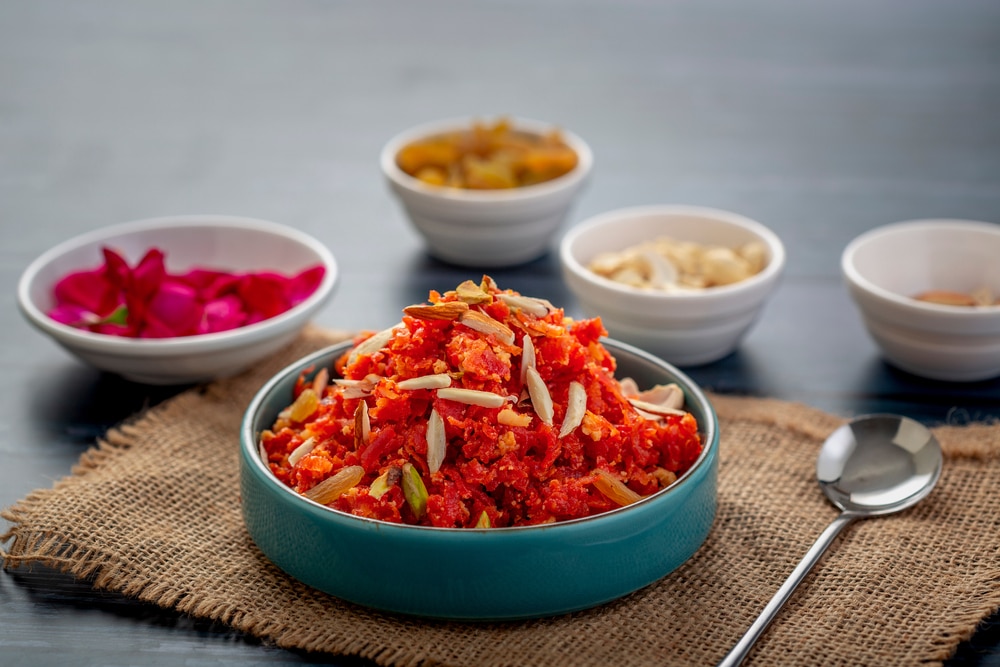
[475,510,491,528]
[402,462,429,520]
[304,465,364,505]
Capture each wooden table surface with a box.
[2,1,998,665]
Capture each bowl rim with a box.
[559,204,787,300]
[379,115,594,203]
[241,337,720,535]
[841,218,1000,315]
[17,214,339,354]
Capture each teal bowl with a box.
[240,338,719,620]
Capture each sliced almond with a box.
[618,377,640,397]
[437,387,506,408]
[396,374,453,390]
[354,400,370,449]
[403,301,470,320]
[426,407,446,473]
[304,465,364,505]
[496,293,553,317]
[525,366,554,425]
[347,325,401,365]
[628,397,687,417]
[520,334,536,386]
[333,377,376,399]
[635,383,685,411]
[458,309,515,346]
[592,469,642,506]
[287,437,317,467]
[559,381,587,438]
[312,367,330,396]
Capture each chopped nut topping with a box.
[437,387,507,408]
[559,381,587,438]
[458,309,516,346]
[403,301,470,320]
[396,374,453,390]
[526,366,554,425]
[426,408,446,473]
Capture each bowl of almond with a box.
[842,218,1000,381]
[559,205,786,366]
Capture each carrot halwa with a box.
[260,277,702,528]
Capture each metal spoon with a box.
[718,414,943,667]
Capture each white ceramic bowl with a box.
[18,215,339,385]
[380,116,593,267]
[841,219,1000,382]
[559,205,786,366]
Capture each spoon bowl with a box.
[719,414,943,666]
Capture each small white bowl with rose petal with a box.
[841,218,1000,382]
[559,205,786,366]
[18,215,338,385]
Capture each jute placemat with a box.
[3,326,999,666]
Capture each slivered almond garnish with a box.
[454,280,492,304]
[396,374,452,390]
[287,437,317,467]
[347,325,400,365]
[526,366,553,425]
[258,440,268,463]
[496,293,553,317]
[312,367,330,396]
[520,334,536,386]
[403,301,469,320]
[354,401,370,449]
[617,377,640,398]
[636,383,685,411]
[288,388,320,422]
[437,387,506,408]
[592,469,642,506]
[334,377,377,399]
[304,465,364,505]
[628,397,687,417]
[559,381,587,438]
[498,407,533,427]
[426,407,446,473]
[458,309,515,346]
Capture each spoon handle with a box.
[717,511,858,667]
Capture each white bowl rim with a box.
[380,115,594,203]
[841,218,1000,315]
[559,204,787,300]
[242,337,719,534]
[17,214,339,354]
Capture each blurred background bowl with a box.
[841,219,1000,382]
[559,205,786,366]
[380,116,592,268]
[17,215,338,385]
[240,338,718,620]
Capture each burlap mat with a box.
[3,326,999,666]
